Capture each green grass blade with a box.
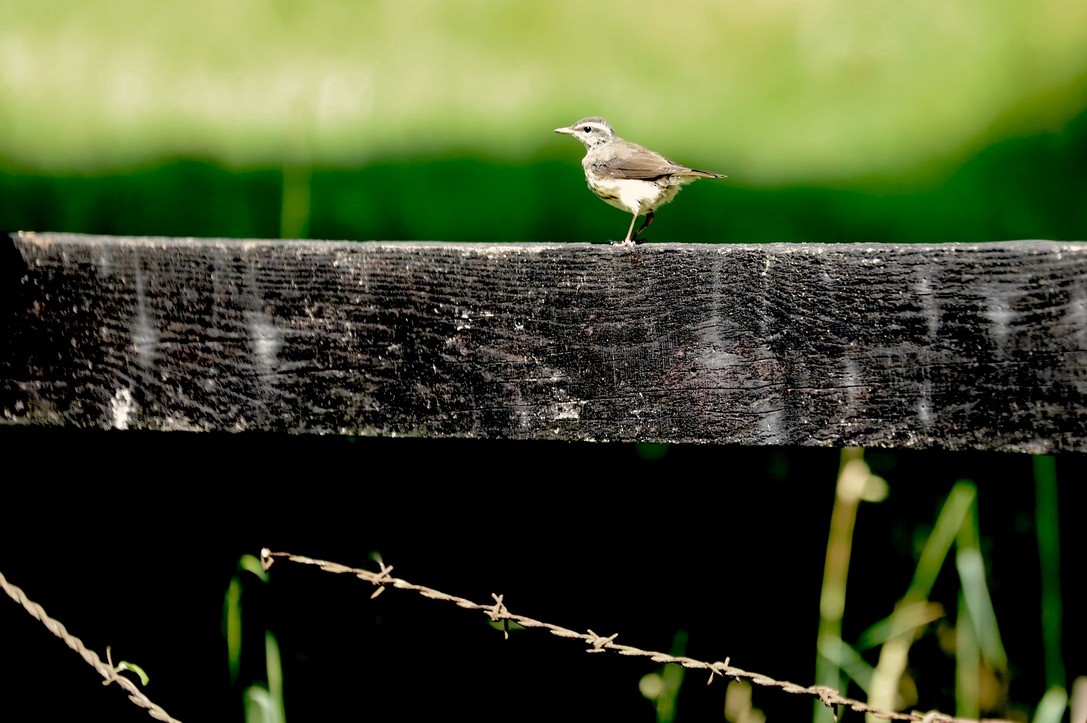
[1034,455,1065,691]
[1032,686,1069,723]
[225,577,243,684]
[955,592,980,719]
[955,497,1008,672]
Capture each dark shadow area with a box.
[0,428,1082,722]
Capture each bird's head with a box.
[554,117,615,149]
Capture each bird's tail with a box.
[681,168,727,179]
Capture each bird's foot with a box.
[611,237,645,247]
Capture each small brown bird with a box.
[555,117,726,245]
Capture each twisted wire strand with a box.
[262,548,1013,723]
[0,568,182,723]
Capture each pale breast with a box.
[586,176,667,214]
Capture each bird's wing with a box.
[591,146,687,181]
[592,142,724,180]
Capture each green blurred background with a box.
[2,0,1086,243]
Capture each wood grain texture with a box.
[3,232,1086,452]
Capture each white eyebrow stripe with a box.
[581,122,611,133]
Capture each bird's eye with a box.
[582,126,591,133]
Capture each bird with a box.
[554,117,726,246]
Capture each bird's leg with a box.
[617,213,639,246]
[630,212,654,243]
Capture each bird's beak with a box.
[554,126,575,135]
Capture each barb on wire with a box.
[369,559,395,599]
[489,593,511,639]
[261,548,1015,723]
[0,568,182,723]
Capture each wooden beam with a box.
[3,232,1085,452]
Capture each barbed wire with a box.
[261,548,1014,723]
[0,568,182,723]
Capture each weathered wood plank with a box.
[3,232,1085,452]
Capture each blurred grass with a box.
[815,448,887,723]
[1034,455,1066,713]
[639,630,688,723]
[812,476,1017,721]
[2,0,1087,241]
[225,554,286,723]
[2,107,1085,242]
